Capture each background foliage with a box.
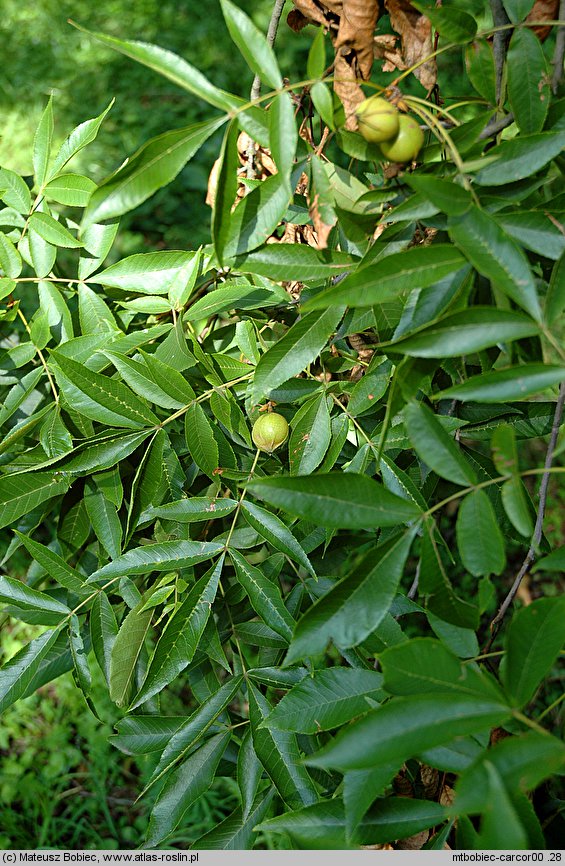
[1,0,565,851]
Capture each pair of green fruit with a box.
[355,94,424,163]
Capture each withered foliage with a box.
[289,0,380,126]
[526,0,560,41]
[381,0,436,91]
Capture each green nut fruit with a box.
[380,115,424,163]
[355,95,399,144]
[252,412,289,452]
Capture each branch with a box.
[552,0,565,93]
[490,0,511,105]
[479,111,514,140]
[487,382,565,647]
[246,0,287,178]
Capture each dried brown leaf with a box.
[397,830,430,849]
[337,0,380,79]
[526,0,559,41]
[383,0,437,91]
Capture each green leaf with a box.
[380,638,502,699]
[145,731,231,847]
[212,121,240,266]
[91,250,200,295]
[147,677,242,788]
[84,482,122,560]
[502,0,535,21]
[150,497,238,523]
[44,174,96,207]
[14,531,89,598]
[59,430,152,475]
[237,729,263,821]
[90,591,118,685]
[475,763,528,849]
[465,41,496,104]
[38,281,74,343]
[270,93,298,191]
[420,519,479,629]
[285,530,416,664]
[77,283,120,334]
[220,0,282,90]
[289,393,331,475]
[405,175,472,217]
[230,549,295,642]
[110,715,186,755]
[49,101,113,178]
[248,682,318,810]
[103,351,186,410]
[184,402,219,478]
[307,27,326,79]
[257,797,447,848]
[474,131,565,187]
[506,27,551,132]
[501,476,533,537]
[251,306,344,402]
[50,351,159,428]
[70,25,268,144]
[126,430,165,537]
[343,764,401,840]
[304,246,467,310]
[0,231,23,278]
[495,210,565,261]
[0,168,31,214]
[86,540,224,586]
[248,473,422,529]
[419,5,477,42]
[0,628,61,713]
[502,597,565,706]
[195,789,276,850]
[232,243,352,282]
[241,500,315,577]
[265,668,384,734]
[0,573,69,625]
[185,281,286,322]
[109,598,153,707]
[449,206,540,320]
[456,489,506,576]
[306,693,510,771]
[78,221,119,280]
[69,614,92,696]
[436,364,565,402]
[453,731,565,815]
[131,558,223,708]
[0,472,71,529]
[405,401,477,486]
[545,250,565,325]
[223,173,291,258]
[82,119,224,227]
[0,368,43,427]
[33,97,54,188]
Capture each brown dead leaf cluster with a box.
[289,0,380,126]
[288,0,437,125]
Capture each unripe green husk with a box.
[355,95,399,144]
[380,114,424,163]
[252,412,289,452]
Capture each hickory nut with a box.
[252,412,289,452]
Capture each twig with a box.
[407,561,420,600]
[479,111,514,140]
[490,0,511,105]
[552,0,565,93]
[486,382,565,648]
[246,0,287,178]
